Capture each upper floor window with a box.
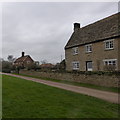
[85,44,92,53]
[72,47,78,55]
[27,61,30,64]
[72,61,80,70]
[105,40,114,50]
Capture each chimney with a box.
[22,52,25,57]
[74,23,80,32]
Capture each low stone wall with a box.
[20,70,119,87]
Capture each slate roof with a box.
[65,12,120,49]
[14,55,33,63]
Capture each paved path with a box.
[1,73,119,104]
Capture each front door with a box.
[86,61,93,71]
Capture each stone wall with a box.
[20,70,119,87]
[65,39,119,71]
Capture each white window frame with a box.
[103,59,117,69]
[85,44,92,53]
[72,61,80,70]
[104,39,114,50]
[72,47,78,55]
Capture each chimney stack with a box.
[22,52,25,57]
[74,23,80,32]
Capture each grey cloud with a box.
[2,2,118,63]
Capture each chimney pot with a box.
[74,23,80,31]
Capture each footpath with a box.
[1,72,119,104]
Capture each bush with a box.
[2,68,11,73]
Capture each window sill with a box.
[73,54,78,56]
[104,48,114,51]
[72,68,79,70]
[85,51,92,54]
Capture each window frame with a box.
[103,59,117,69]
[72,61,80,70]
[85,44,92,53]
[104,39,114,50]
[72,47,78,55]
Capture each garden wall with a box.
[20,70,120,87]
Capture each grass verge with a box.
[2,74,119,118]
[0,74,2,119]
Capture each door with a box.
[86,61,93,71]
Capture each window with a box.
[103,59,117,69]
[27,61,30,64]
[85,44,92,53]
[72,47,78,55]
[105,40,114,50]
[72,61,80,70]
[104,60,117,66]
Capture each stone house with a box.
[65,12,120,71]
[13,52,34,68]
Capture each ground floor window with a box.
[72,61,80,70]
[103,59,117,70]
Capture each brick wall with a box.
[20,70,119,87]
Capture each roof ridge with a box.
[81,12,119,30]
[65,12,119,49]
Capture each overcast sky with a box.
[2,2,118,64]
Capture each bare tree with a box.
[7,55,16,63]
[40,59,48,64]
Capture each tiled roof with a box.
[65,12,120,49]
[14,55,32,63]
[40,63,55,68]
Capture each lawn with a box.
[0,74,2,119]
[2,75,119,118]
[16,73,118,93]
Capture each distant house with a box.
[54,60,66,70]
[13,52,34,68]
[40,63,55,70]
[65,12,120,71]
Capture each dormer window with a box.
[72,47,78,55]
[105,40,114,50]
[86,44,92,53]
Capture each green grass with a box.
[2,74,119,118]
[16,73,118,93]
[0,74,2,119]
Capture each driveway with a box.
[1,73,119,104]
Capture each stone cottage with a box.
[65,12,120,71]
